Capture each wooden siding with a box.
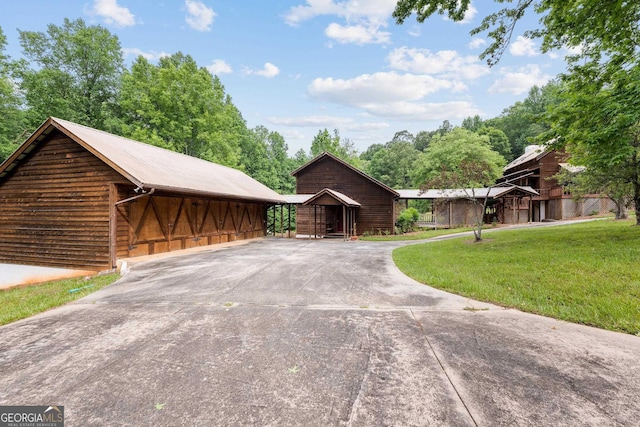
[118,194,267,258]
[0,132,129,270]
[295,157,395,234]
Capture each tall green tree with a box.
[411,128,506,240]
[478,126,511,161]
[241,125,295,193]
[366,141,419,188]
[545,63,640,225]
[17,18,124,129]
[0,27,26,162]
[309,128,360,166]
[485,84,557,159]
[114,53,242,166]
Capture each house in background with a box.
[288,152,399,237]
[498,145,615,221]
[0,117,285,270]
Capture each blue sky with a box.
[0,1,574,155]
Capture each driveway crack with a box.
[410,308,479,427]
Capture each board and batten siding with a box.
[295,156,395,234]
[0,131,129,270]
[117,194,268,258]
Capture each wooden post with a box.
[280,204,284,237]
[314,205,317,239]
[108,184,117,268]
[342,205,347,240]
[288,204,291,238]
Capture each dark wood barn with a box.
[0,117,285,270]
[499,145,615,220]
[291,152,399,237]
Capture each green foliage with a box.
[485,84,557,160]
[113,53,242,167]
[393,1,640,68]
[17,18,124,130]
[309,128,361,167]
[411,128,505,188]
[544,61,640,224]
[0,27,26,162]
[395,207,419,233]
[477,126,511,160]
[366,140,419,188]
[393,220,640,334]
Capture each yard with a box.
[393,219,640,335]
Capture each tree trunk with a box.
[613,197,628,220]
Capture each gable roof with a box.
[291,151,400,197]
[302,188,361,207]
[504,145,551,171]
[0,117,285,204]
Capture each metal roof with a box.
[0,117,286,204]
[282,189,361,207]
[303,188,361,207]
[504,145,548,171]
[396,186,539,199]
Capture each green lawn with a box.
[393,219,640,335]
[360,226,473,241]
[0,273,120,326]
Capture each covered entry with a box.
[284,188,360,240]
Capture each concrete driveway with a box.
[1,237,639,426]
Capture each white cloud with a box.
[364,101,481,121]
[469,37,486,49]
[245,62,280,78]
[488,65,552,95]
[122,48,170,61]
[387,47,490,80]
[206,59,232,75]
[325,23,390,45]
[185,0,216,32]
[285,0,396,45]
[88,0,136,27]
[309,72,462,106]
[510,36,539,57]
[285,0,396,25]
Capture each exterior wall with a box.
[295,156,395,234]
[434,200,483,227]
[295,205,327,237]
[561,196,616,219]
[0,131,129,269]
[500,197,530,224]
[117,193,268,258]
[0,130,270,269]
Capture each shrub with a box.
[396,207,420,233]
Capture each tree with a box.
[485,84,557,160]
[114,53,242,167]
[461,115,483,132]
[17,18,124,130]
[309,128,360,166]
[366,141,419,188]
[555,166,633,221]
[412,128,505,240]
[0,27,26,162]
[544,63,640,225]
[478,126,511,160]
[393,1,640,67]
